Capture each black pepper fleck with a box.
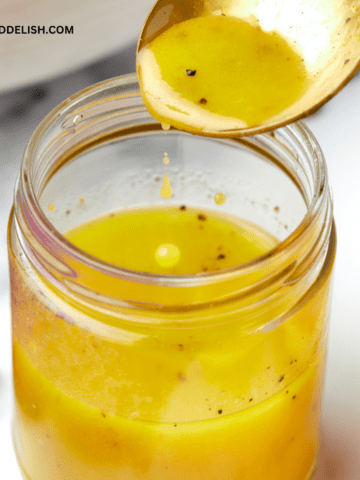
[199,98,207,104]
[218,409,223,414]
[186,69,197,76]
[345,59,350,65]
[101,412,106,418]
[249,398,253,402]
[180,205,187,211]
[198,213,207,221]
[174,424,177,427]
[217,254,226,260]
[293,395,296,400]
[65,210,70,215]
[279,374,285,383]
[346,17,351,23]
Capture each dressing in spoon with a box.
[137,0,360,137]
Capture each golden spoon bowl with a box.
[137,0,360,136]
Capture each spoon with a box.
[137,0,360,136]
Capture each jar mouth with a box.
[16,73,330,291]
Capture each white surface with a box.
[0,0,153,92]
[306,74,360,479]
[1,69,360,477]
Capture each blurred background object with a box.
[0,41,136,123]
[0,0,152,92]
[0,12,360,478]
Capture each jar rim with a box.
[16,73,331,289]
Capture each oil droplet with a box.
[72,114,83,126]
[48,203,55,211]
[155,243,180,268]
[163,156,169,165]
[214,192,226,205]
[160,173,172,199]
[79,197,85,204]
[161,123,171,130]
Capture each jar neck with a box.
[13,75,335,329]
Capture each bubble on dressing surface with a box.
[214,192,226,205]
[155,243,180,268]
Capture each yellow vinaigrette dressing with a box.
[65,206,276,274]
[12,205,328,480]
[137,15,308,134]
[160,152,172,199]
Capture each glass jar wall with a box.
[9,74,335,480]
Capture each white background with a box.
[0,50,360,479]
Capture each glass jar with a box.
[9,74,336,480]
